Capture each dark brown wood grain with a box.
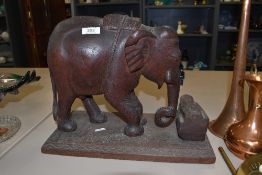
[42,111,216,164]
[47,14,182,137]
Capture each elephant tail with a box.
[50,74,58,121]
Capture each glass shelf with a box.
[77,1,139,6]
[220,1,262,5]
[145,4,215,9]
[178,33,213,37]
[0,40,10,44]
[218,29,262,33]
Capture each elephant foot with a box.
[140,117,147,126]
[124,124,144,137]
[57,119,77,132]
[89,112,107,123]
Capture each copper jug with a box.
[224,74,262,159]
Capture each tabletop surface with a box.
[0,68,247,175]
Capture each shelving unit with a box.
[0,0,14,67]
[142,0,262,70]
[0,0,27,67]
[143,0,216,70]
[68,0,262,70]
[215,1,262,70]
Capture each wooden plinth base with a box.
[42,111,215,164]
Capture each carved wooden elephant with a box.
[47,14,181,137]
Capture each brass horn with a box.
[209,0,251,138]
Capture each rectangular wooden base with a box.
[41,111,216,164]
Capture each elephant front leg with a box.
[105,91,145,137]
[81,95,107,123]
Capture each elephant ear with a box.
[125,30,156,73]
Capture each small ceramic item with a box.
[194,0,206,5]
[194,61,208,70]
[155,0,164,6]
[0,56,6,64]
[0,31,9,41]
[194,0,197,5]
[177,0,183,4]
[181,49,189,69]
[200,25,208,34]
[177,21,184,34]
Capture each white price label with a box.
[82,27,100,35]
[95,128,106,132]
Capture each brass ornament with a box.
[237,153,262,175]
[209,0,251,138]
[219,147,262,175]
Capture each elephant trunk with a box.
[155,71,180,127]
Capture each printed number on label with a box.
[82,27,100,35]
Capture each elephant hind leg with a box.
[57,93,76,132]
[81,95,107,123]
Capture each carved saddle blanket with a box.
[102,14,141,31]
